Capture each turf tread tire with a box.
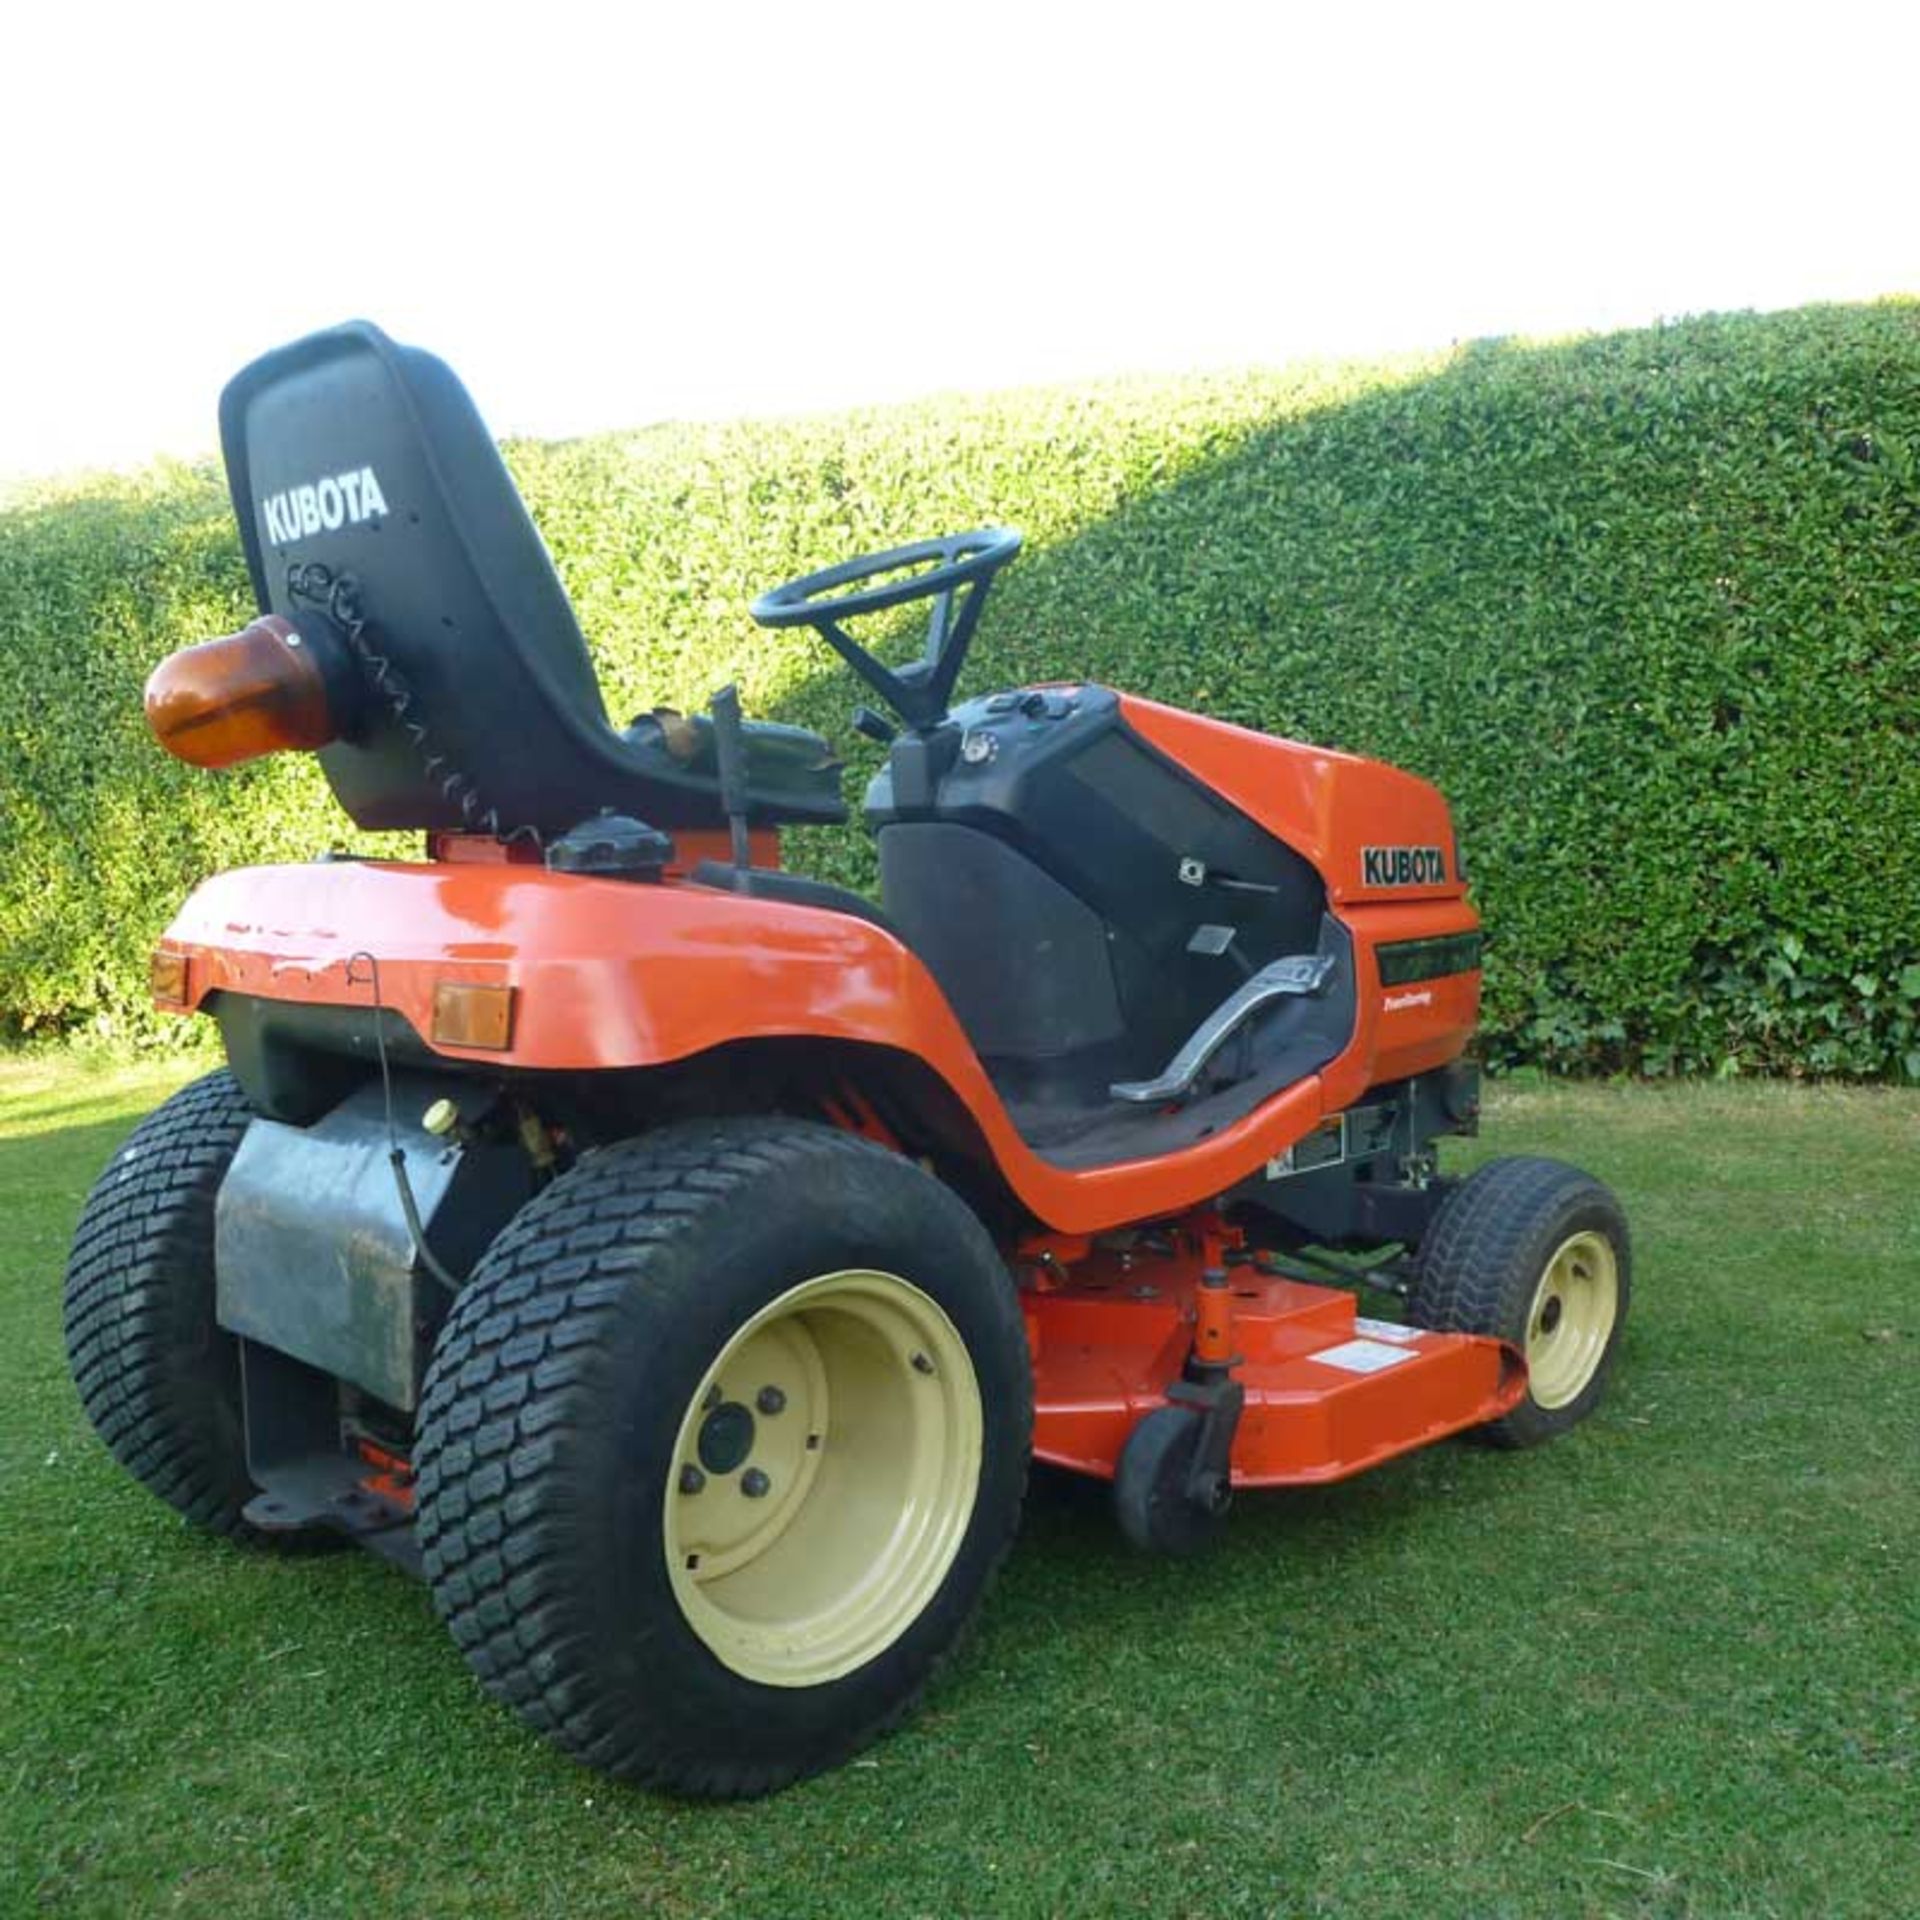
[414,1116,1032,1799]
[62,1068,319,1544]
[1409,1154,1630,1449]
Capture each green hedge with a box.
[4,301,1918,1075]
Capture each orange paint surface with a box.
[1021,1234,1525,1485]
[159,842,1479,1234]
[1118,693,1467,906]
[158,706,1482,1233]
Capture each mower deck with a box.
[1026,1249,1525,1487]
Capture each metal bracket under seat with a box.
[1109,951,1338,1106]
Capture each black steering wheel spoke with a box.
[750,528,1021,731]
[925,583,955,661]
[941,577,990,675]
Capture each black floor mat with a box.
[997,917,1356,1170]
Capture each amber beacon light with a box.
[144,615,340,769]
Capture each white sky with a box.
[3,1,1915,481]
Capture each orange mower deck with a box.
[1021,1228,1526,1485]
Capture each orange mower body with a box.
[68,322,1629,1797]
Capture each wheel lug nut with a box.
[756,1385,787,1415]
[911,1351,935,1375]
[679,1465,706,1495]
[741,1468,771,1498]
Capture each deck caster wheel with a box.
[1114,1406,1232,1555]
[1410,1155,1631,1448]
[415,1117,1032,1798]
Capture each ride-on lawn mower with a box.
[66,323,1630,1797]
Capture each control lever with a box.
[1110,951,1336,1105]
[709,684,753,884]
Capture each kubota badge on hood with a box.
[259,466,389,545]
[1362,845,1448,887]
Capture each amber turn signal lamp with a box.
[431,981,515,1052]
[144,615,338,769]
[149,948,189,1009]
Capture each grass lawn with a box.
[2,1053,1915,1918]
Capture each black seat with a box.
[622,709,841,813]
[218,321,846,838]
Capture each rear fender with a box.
[162,859,976,1072]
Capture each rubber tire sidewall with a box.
[62,1068,322,1544]
[1410,1155,1632,1448]
[418,1120,1032,1795]
[1114,1405,1227,1556]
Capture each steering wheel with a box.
[750,528,1022,731]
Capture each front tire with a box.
[414,1118,1032,1798]
[1409,1155,1630,1448]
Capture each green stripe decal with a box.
[1377,931,1485,987]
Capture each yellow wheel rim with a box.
[1523,1229,1620,1410]
[663,1269,983,1688]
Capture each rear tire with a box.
[1409,1155,1630,1448]
[63,1069,323,1545]
[414,1117,1032,1798]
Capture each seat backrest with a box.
[219,321,846,837]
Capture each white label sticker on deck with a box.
[1353,1317,1421,1344]
[1309,1338,1419,1374]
